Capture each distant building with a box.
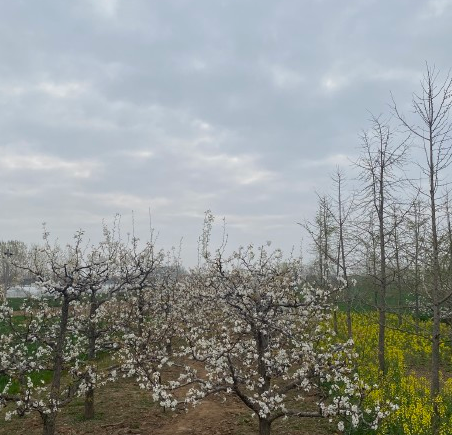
[7,285,44,298]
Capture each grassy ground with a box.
[6,297,61,311]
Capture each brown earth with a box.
[0,377,336,435]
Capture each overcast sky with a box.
[0,0,451,265]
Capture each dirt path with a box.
[0,377,334,435]
[153,395,247,435]
[0,379,253,435]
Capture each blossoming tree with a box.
[172,244,380,435]
[0,230,98,435]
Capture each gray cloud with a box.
[0,0,451,264]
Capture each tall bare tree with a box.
[302,195,336,289]
[406,201,424,330]
[393,64,452,432]
[354,114,409,374]
[330,168,356,338]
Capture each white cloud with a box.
[0,81,89,99]
[193,119,212,132]
[156,117,276,187]
[37,81,88,98]
[76,192,172,212]
[120,149,155,159]
[189,151,276,186]
[0,150,100,178]
[322,76,345,91]
[320,64,420,93]
[320,64,354,92]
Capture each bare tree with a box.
[301,196,341,331]
[330,168,357,338]
[354,114,409,374]
[393,64,452,432]
[389,203,413,326]
[445,193,452,300]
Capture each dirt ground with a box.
[0,377,336,435]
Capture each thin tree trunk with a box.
[84,292,98,420]
[378,304,386,374]
[256,321,272,435]
[430,150,441,433]
[137,289,145,338]
[346,303,352,338]
[432,303,441,432]
[393,215,403,327]
[378,160,387,375]
[257,330,270,394]
[44,297,71,435]
[446,202,452,345]
[332,309,338,335]
[414,202,421,334]
[336,171,352,338]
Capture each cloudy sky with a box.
[0,0,451,264]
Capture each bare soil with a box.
[0,377,336,435]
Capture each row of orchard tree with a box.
[0,216,392,435]
[304,64,452,433]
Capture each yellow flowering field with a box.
[336,313,452,434]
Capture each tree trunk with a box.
[256,320,271,435]
[43,297,71,435]
[42,413,56,435]
[336,170,352,339]
[432,303,441,433]
[137,289,144,337]
[393,217,403,327]
[257,331,270,393]
[378,304,386,375]
[378,165,387,375]
[259,417,271,435]
[346,303,352,339]
[84,292,98,420]
[332,309,338,335]
[446,201,452,346]
[429,130,441,435]
[414,204,421,334]
[52,298,70,389]
[85,387,95,420]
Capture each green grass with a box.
[6,297,61,311]
[0,370,53,394]
[6,298,26,311]
[66,396,106,422]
